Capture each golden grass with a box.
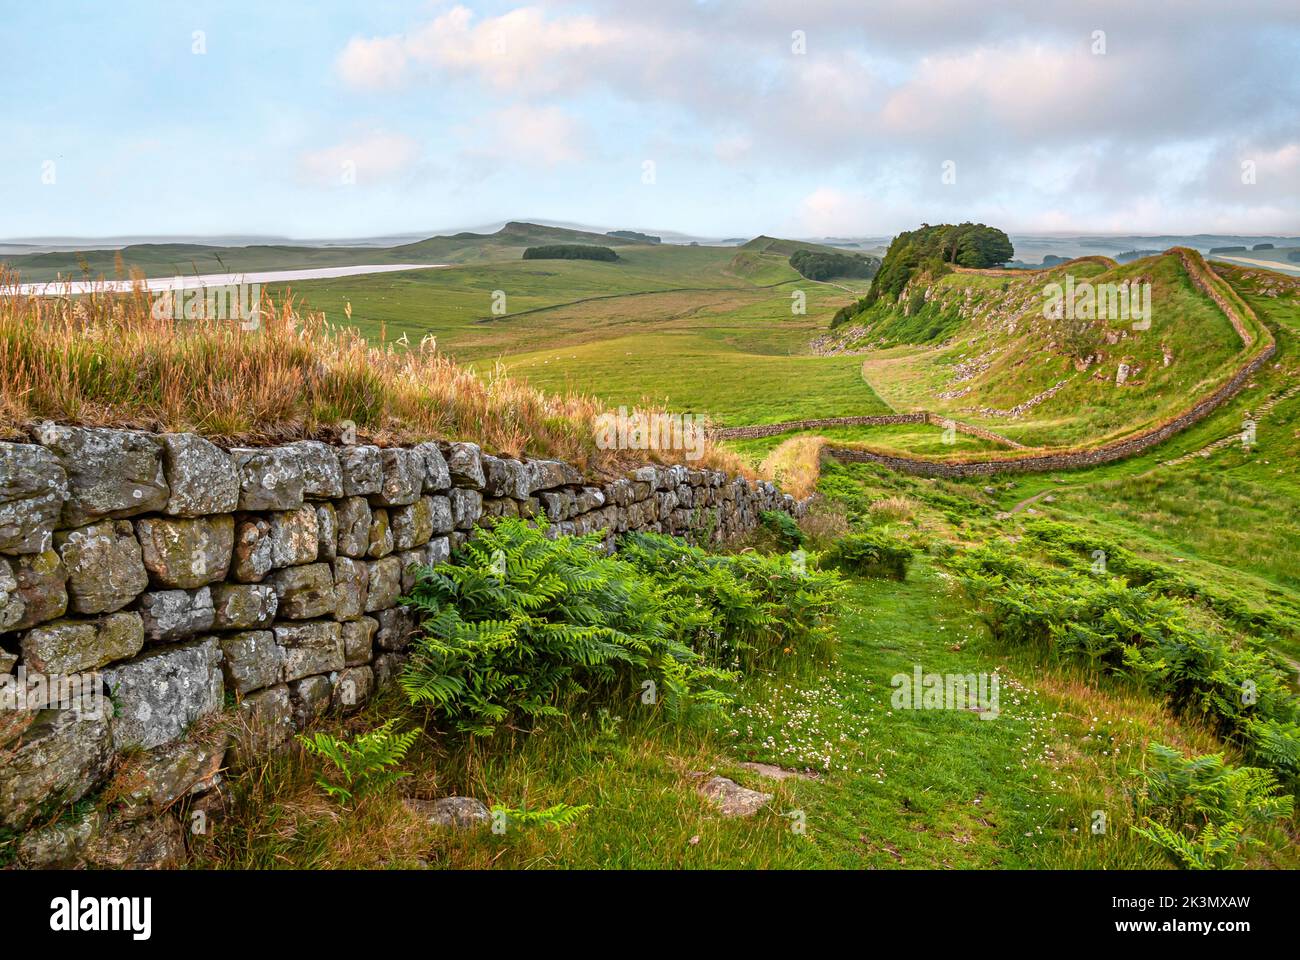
[758,435,827,499]
[0,275,748,476]
[868,495,918,523]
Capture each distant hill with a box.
[0,221,642,282]
[606,230,661,244]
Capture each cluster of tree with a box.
[522,244,620,262]
[1209,245,1247,254]
[1116,249,1163,263]
[788,249,880,281]
[606,230,661,244]
[1253,242,1275,250]
[863,222,1014,308]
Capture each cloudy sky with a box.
[3,0,1297,239]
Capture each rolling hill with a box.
[0,221,649,283]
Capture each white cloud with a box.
[337,5,623,94]
[336,35,410,91]
[464,105,585,167]
[298,131,420,186]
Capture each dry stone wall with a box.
[0,428,802,867]
[828,336,1277,477]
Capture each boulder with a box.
[274,620,344,681]
[139,587,215,642]
[17,809,104,868]
[232,517,273,583]
[136,515,234,588]
[210,583,278,629]
[286,440,343,498]
[367,508,394,558]
[332,556,369,621]
[7,549,68,631]
[450,488,483,529]
[334,496,372,558]
[332,665,374,713]
[314,502,337,562]
[408,796,491,829]
[55,520,148,614]
[390,496,435,550]
[338,444,382,497]
[371,448,425,507]
[230,684,293,764]
[364,556,403,611]
[0,707,113,829]
[415,441,451,492]
[0,558,21,631]
[22,611,144,674]
[527,458,579,493]
[101,637,224,750]
[0,441,66,553]
[372,652,408,688]
[267,506,319,568]
[443,442,486,490]
[289,675,333,728]
[539,490,573,522]
[160,433,239,516]
[268,562,335,620]
[112,731,228,819]
[218,630,284,695]
[341,617,377,666]
[375,606,419,652]
[482,456,531,500]
[82,814,187,869]
[397,548,424,592]
[428,494,454,534]
[230,446,305,511]
[423,536,451,568]
[697,776,772,817]
[37,425,168,526]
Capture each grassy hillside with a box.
[273,242,886,428]
[0,222,647,282]
[845,251,1263,448]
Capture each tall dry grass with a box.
[758,434,827,499]
[0,274,746,475]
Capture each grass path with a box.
[207,557,1284,869]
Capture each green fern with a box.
[399,519,844,734]
[297,720,418,803]
[1132,743,1294,869]
[490,802,591,830]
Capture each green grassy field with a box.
[276,241,886,428]
[200,551,1296,870]
[0,221,646,283]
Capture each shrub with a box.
[521,244,619,262]
[399,519,735,734]
[297,720,418,802]
[954,541,1300,783]
[759,509,805,550]
[822,531,914,580]
[1132,743,1294,869]
[788,249,879,281]
[618,531,845,667]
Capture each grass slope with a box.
[0,222,646,283]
